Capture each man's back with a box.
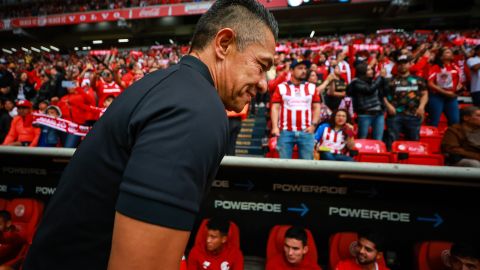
[24,56,228,269]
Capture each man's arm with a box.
[271,103,281,136]
[306,103,321,134]
[108,212,190,270]
[415,90,428,120]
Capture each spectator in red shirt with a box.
[427,47,462,127]
[0,210,25,265]
[58,80,95,148]
[2,100,40,147]
[93,68,124,106]
[187,217,244,270]
[266,226,322,270]
[335,231,390,270]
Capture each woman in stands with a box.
[314,109,356,161]
[347,62,387,141]
[427,47,462,127]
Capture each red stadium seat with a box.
[329,232,387,270]
[415,241,452,270]
[266,225,318,264]
[6,199,44,243]
[194,219,241,249]
[392,141,444,166]
[352,139,393,163]
[419,126,442,154]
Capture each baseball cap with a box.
[290,59,311,69]
[16,100,33,108]
[474,45,480,53]
[397,54,412,63]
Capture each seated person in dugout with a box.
[0,210,25,266]
[448,242,480,270]
[335,231,390,270]
[266,226,322,270]
[187,217,243,270]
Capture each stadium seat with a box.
[194,218,241,249]
[419,126,442,154]
[329,232,387,270]
[415,241,452,270]
[351,139,394,163]
[266,225,318,264]
[392,141,444,166]
[6,198,44,243]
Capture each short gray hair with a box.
[190,0,278,52]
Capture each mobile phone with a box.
[61,81,76,88]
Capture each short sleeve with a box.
[116,101,226,230]
[428,65,439,82]
[271,85,283,103]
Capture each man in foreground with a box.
[24,1,278,269]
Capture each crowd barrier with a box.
[0,146,479,266]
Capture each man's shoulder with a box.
[467,56,480,66]
[336,258,358,269]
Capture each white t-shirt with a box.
[467,56,480,92]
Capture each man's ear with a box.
[303,245,309,255]
[6,220,12,228]
[376,251,383,261]
[214,28,236,60]
[221,235,228,244]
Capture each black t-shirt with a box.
[24,56,228,270]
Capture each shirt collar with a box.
[180,55,214,87]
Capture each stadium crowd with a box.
[0,0,206,19]
[0,29,479,166]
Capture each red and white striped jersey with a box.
[96,79,123,106]
[272,82,320,131]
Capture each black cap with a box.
[397,54,412,63]
[290,59,311,69]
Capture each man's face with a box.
[451,255,480,270]
[465,110,480,127]
[284,237,308,265]
[292,64,308,82]
[17,106,31,117]
[355,237,380,265]
[4,101,14,111]
[206,229,227,253]
[219,28,275,112]
[398,61,411,75]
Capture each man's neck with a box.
[291,77,302,86]
[399,72,410,78]
[189,50,218,90]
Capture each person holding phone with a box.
[314,109,356,161]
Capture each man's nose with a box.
[257,78,267,94]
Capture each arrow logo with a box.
[8,185,24,195]
[417,213,443,228]
[288,203,309,217]
[234,180,254,191]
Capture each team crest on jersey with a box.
[221,261,230,270]
[202,261,211,269]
